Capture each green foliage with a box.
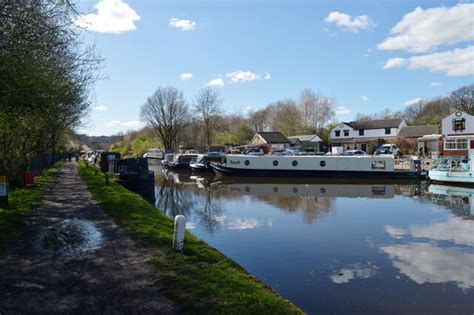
[0,162,63,257]
[215,123,254,145]
[79,161,302,314]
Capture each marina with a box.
[152,165,473,314]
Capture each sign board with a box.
[0,176,6,197]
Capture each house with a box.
[440,111,474,157]
[250,132,291,153]
[287,134,322,152]
[397,125,441,155]
[331,118,407,154]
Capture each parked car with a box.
[374,144,400,157]
[342,150,367,156]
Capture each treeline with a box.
[111,87,337,155]
[0,1,100,185]
[111,84,473,156]
[354,84,474,125]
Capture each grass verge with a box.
[79,161,303,314]
[0,162,63,257]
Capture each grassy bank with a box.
[0,162,63,257]
[79,161,303,314]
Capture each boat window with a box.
[273,187,279,193]
[292,160,298,167]
[244,160,250,166]
[320,160,326,167]
[372,160,386,169]
[273,160,278,166]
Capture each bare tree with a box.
[193,88,223,146]
[451,84,474,114]
[249,108,268,132]
[267,99,302,136]
[141,87,190,152]
[298,89,335,132]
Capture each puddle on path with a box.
[39,219,103,256]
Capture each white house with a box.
[441,111,474,157]
[331,118,406,154]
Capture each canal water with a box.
[150,165,473,314]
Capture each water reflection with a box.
[151,166,473,314]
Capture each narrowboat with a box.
[210,154,426,179]
[143,148,164,159]
[167,154,198,170]
[190,152,225,172]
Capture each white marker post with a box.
[0,175,8,207]
[172,215,186,251]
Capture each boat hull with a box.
[428,170,474,185]
[211,163,426,179]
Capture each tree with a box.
[249,108,268,132]
[267,100,302,136]
[451,84,474,114]
[298,89,335,132]
[140,87,190,152]
[193,88,223,146]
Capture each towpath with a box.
[0,161,178,313]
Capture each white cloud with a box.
[179,73,193,80]
[92,105,108,111]
[324,11,374,32]
[169,18,196,31]
[381,242,474,289]
[74,0,140,34]
[205,78,224,87]
[410,217,474,246]
[403,97,424,106]
[225,70,261,83]
[330,263,378,284]
[228,218,261,230]
[384,46,474,77]
[383,57,407,69]
[377,3,474,53]
[430,82,443,87]
[335,106,351,115]
[385,225,407,239]
[264,72,272,80]
[407,46,474,77]
[106,120,145,128]
[360,96,369,101]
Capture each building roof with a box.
[255,132,290,143]
[287,134,322,142]
[398,125,439,138]
[346,118,403,130]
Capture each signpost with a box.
[0,175,8,207]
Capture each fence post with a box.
[172,215,186,251]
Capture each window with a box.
[343,130,349,137]
[359,129,364,136]
[452,118,466,132]
[244,160,250,166]
[292,160,298,167]
[320,161,326,167]
[273,160,278,166]
[372,161,386,169]
[444,139,467,150]
[385,128,391,135]
[335,130,340,137]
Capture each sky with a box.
[75,0,474,136]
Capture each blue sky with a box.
[76,0,474,136]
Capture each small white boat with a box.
[143,148,164,159]
[428,157,474,185]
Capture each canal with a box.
[150,164,473,314]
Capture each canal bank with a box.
[78,161,303,314]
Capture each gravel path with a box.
[0,161,178,314]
